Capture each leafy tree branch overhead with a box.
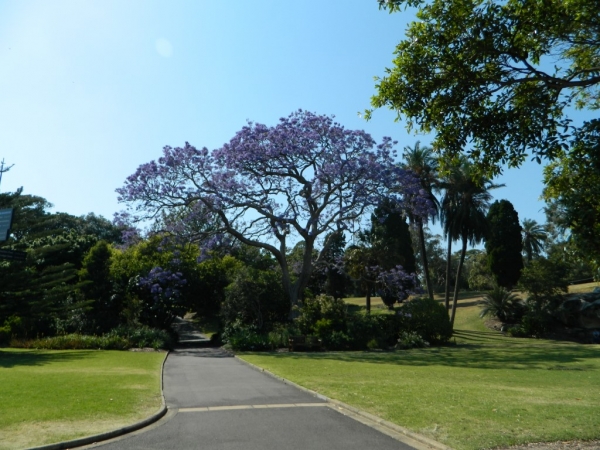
[371,0,600,176]
[117,110,433,312]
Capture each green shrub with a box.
[295,294,348,335]
[345,314,404,350]
[106,325,175,349]
[479,286,525,323]
[396,331,430,349]
[267,323,298,349]
[0,325,11,345]
[399,297,452,344]
[10,334,130,350]
[221,267,288,332]
[221,319,270,351]
[9,325,174,350]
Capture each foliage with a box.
[518,257,569,304]
[396,331,430,349]
[79,240,120,333]
[401,141,440,300]
[543,119,600,270]
[463,249,494,291]
[221,266,288,331]
[9,325,173,350]
[0,190,121,337]
[516,257,569,336]
[109,236,200,329]
[479,286,524,323]
[372,0,600,177]
[117,110,430,312]
[485,200,523,288]
[521,218,548,262]
[440,158,501,323]
[191,254,242,317]
[221,320,271,351]
[399,297,452,344]
[376,266,419,308]
[295,294,348,336]
[369,198,416,274]
[345,201,419,310]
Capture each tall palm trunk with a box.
[418,220,434,301]
[444,236,452,311]
[450,235,468,327]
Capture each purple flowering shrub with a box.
[376,266,421,309]
[137,266,187,329]
[116,110,433,313]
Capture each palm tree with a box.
[521,218,548,262]
[440,158,503,327]
[401,141,440,301]
[479,286,523,323]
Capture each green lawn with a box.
[240,294,600,450]
[0,349,165,449]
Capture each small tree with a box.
[485,200,523,289]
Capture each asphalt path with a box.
[87,347,421,450]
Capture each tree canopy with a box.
[371,0,600,176]
[117,110,431,310]
[485,199,523,288]
[542,119,600,270]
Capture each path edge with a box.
[235,354,453,450]
[25,350,170,450]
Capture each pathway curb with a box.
[235,354,453,450]
[25,350,170,450]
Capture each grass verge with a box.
[0,349,165,449]
[239,295,600,450]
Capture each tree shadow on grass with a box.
[256,330,600,371]
[0,349,91,368]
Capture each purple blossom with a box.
[117,110,431,310]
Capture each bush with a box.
[0,325,10,345]
[10,334,130,350]
[479,286,525,323]
[106,325,175,349]
[399,297,452,344]
[221,320,270,351]
[397,331,430,349]
[9,325,174,350]
[295,294,348,335]
[345,314,404,350]
[221,267,288,332]
[516,258,569,337]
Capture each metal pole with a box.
[0,158,15,192]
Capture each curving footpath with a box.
[64,344,448,450]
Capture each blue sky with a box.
[0,0,571,240]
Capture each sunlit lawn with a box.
[0,349,165,449]
[240,287,600,450]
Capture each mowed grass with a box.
[0,349,165,449]
[240,291,600,450]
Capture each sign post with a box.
[0,208,26,261]
[0,208,13,241]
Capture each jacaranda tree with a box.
[117,110,430,314]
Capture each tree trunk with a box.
[444,237,452,311]
[418,221,434,301]
[450,236,468,327]
[365,284,371,314]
